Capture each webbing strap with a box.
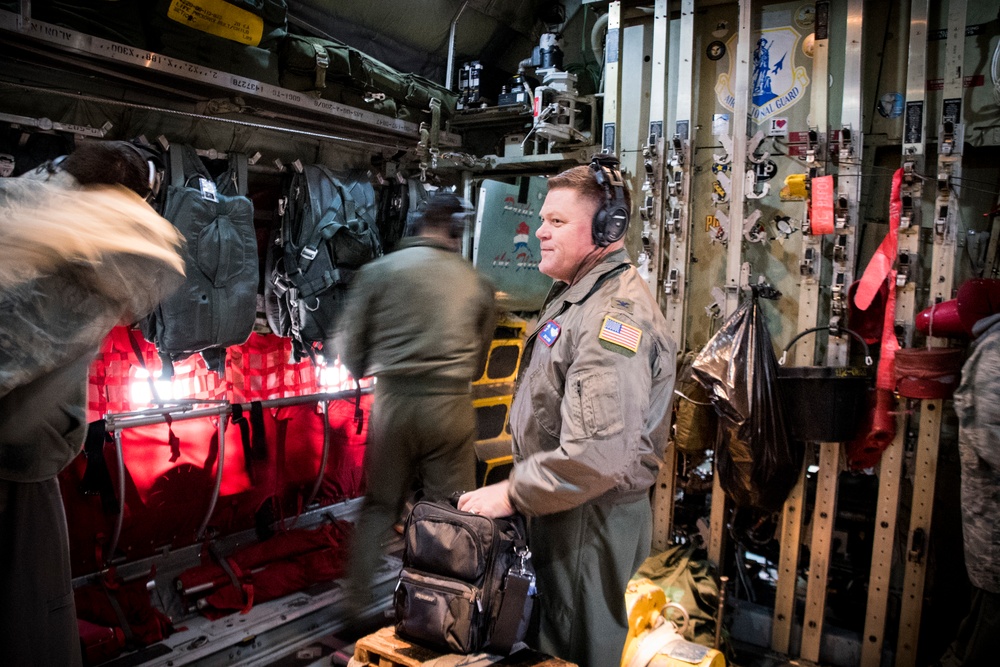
[250,401,268,461]
[228,152,248,196]
[231,404,255,484]
[208,542,250,609]
[312,41,329,89]
[353,381,364,435]
[490,572,530,653]
[80,420,120,515]
[169,144,186,189]
[100,575,137,648]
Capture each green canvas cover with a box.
[278,34,353,93]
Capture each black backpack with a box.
[266,164,381,362]
[394,500,536,655]
[142,145,258,375]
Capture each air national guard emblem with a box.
[715,25,811,123]
[539,320,561,347]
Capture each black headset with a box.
[589,153,630,247]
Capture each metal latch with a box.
[666,207,681,236]
[831,272,847,325]
[896,252,912,286]
[665,268,680,299]
[900,193,914,229]
[835,195,849,229]
[908,527,926,563]
[805,129,818,164]
[940,121,955,156]
[935,205,949,237]
[839,126,853,160]
[833,234,848,264]
[800,246,817,278]
[640,194,654,222]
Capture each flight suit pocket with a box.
[528,366,561,438]
[572,370,624,437]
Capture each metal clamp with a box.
[940,121,955,156]
[935,204,949,237]
[839,126,854,160]
[805,129,819,164]
[833,234,848,264]
[800,247,817,278]
[908,527,926,563]
[667,207,681,236]
[640,193,654,222]
[900,193,914,229]
[896,252,913,286]
[670,134,684,167]
[665,268,680,299]
[835,195,849,229]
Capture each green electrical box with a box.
[473,176,553,312]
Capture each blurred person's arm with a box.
[333,266,375,379]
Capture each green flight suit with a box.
[507,249,676,667]
[334,236,496,608]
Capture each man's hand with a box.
[457,480,514,518]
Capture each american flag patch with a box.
[598,316,642,352]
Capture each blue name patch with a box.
[539,320,561,346]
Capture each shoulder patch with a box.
[598,315,642,353]
[538,320,561,347]
[611,298,634,314]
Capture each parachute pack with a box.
[266,164,381,362]
[142,144,258,375]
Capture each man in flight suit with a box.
[458,158,676,667]
[335,191,497,613]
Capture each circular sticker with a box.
[707,41,726,61]
[802,33,816,58]
[795,4,816,30]
[754,159,779,182]
[774,216,796,235]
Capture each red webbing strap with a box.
[856,168,903,390]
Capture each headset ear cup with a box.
[589,154,630,247]
[605,205,629,244]
[592,208,606,246]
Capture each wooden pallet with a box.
[352,627,576,667]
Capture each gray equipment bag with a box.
[266,164,381,362]
[143,145,258,375]
[394,500,536,655]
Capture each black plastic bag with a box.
[692,289,802,511]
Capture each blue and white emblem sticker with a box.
[539,320,561,347]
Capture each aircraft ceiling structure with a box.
[286,0,551,85]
